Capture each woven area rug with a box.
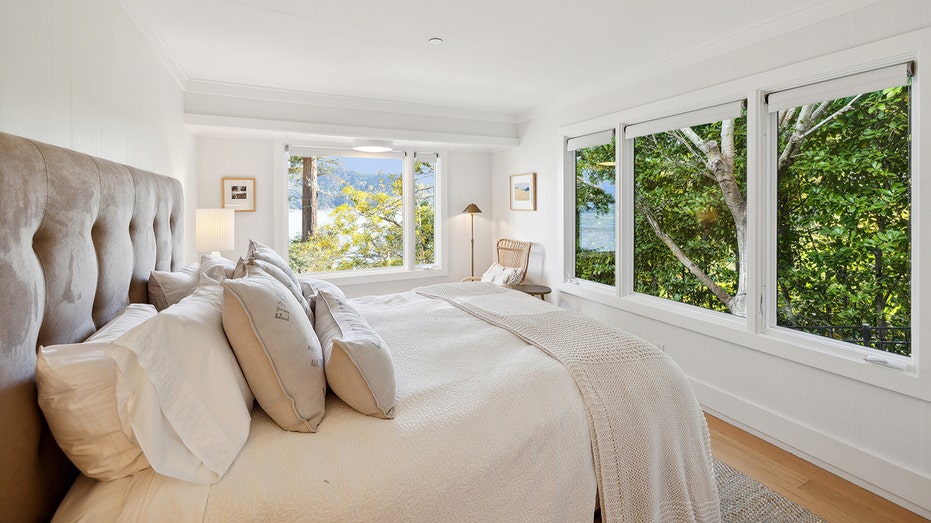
[714,458,827,522]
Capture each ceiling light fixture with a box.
[428,37,444,45]
[351,139,393,153]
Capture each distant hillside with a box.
[289,165,434,210]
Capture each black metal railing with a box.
[789,324,910,356]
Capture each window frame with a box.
[281,144,448,286]
[558,49,927,401]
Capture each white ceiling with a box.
[129,0,878,118]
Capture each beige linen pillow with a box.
[315,290,396,419]
[222,265,327,432]
[148,256,237,310]
[148,262,198,311]
[247,239,302,289]
[36,304,157,480]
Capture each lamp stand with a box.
[470,212,476,278]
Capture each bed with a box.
[0,132,720,522]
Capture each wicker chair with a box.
[464,238,532,284]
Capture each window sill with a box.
[558,282,928,402]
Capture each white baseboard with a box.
[691,378,931,519]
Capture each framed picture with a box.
[509,172,536,211]
[222,177,256,212]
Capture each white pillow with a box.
[36,304,157,480]
[222,265,327,432]
[480,262,524,286]
[299,277,346,316]
[315,290,396,419]
[105,284,254,484]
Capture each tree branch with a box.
[636,198,734,309]
[801,95,862,140]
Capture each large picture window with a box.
[569,130,617,286]
[628,102,748,317]
[286,148,438,274]
[770,65,912,356]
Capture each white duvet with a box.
[55,290,597,522]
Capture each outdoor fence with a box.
[791,324,910,355]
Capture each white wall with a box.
[195,135,494,297]
[0,0,195,261]
[493,1,931,517]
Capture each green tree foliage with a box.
[776,88,910,355]
[574,140,616,286]
[287,155,435,273]
[621,85,910,355]
[634,117,747,314]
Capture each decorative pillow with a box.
[222,265,327,432]
[480,262,524,286]
[148,257,237,310]
[315,290,396,419]
[242,257,313,323]
[199,254,237,285]
[148,262,198,311]
[246,239,302,290]
[105,284,254,484]
[36,304,157,480]
[299,277,346,315]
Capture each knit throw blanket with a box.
[416,283,721,523]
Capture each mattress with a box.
[54,289,597,522]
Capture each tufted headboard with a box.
[0,132,184,522]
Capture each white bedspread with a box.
[417,283,721,522]
[54,289,597,522]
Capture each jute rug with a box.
[714,458,827,522]
[595,458,826,522]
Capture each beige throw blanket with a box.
[416,283,721,523]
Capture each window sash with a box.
[624,100,745,139]
[766,63,911,113]
[567,129,615,151]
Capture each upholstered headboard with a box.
[0,132,184,522]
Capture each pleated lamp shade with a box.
[196,208,235,255]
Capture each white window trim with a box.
[278,145,448,284]
[558,45,927,402]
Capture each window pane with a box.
[574,136,616,286]
[633,112,748,316]
[776,84,911,356]
[414,156,436,266]
[288,154,404,272]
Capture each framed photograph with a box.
[509,172,536,211]
[222,177,256,212]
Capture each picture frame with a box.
[222,177,256,212]
[509,172,536,211]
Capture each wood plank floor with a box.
[706,413,929,523]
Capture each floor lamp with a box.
[462,203,482,278]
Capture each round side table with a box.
[512,284,552,300]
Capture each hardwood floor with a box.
[706,413,929,523]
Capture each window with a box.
[413,153,438,266]
[628,102,748,317]
[569,130,617,286]
[286,147,438,274]
[769,64,912,356]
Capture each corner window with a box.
[286,147,439,274]
[628,102,748,317]
[569,130,617,287]
[770,65,912,356]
